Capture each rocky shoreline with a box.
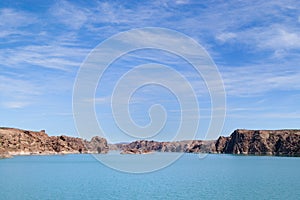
[0,127,108,158]
[1,128,300,158]
[115,129,300,156]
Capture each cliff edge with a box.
[215,129,300,156]
[0,127,108,158]
[118,129,300,156]
[1,128,299,158]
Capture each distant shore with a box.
[1,127,300,158]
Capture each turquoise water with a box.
[0,153,299,199]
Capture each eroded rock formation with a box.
[1,128,299,157]
[215,129,300,156]
[119,140,216,154]
[118,129,300,156]
[0,127,108,158]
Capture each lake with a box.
[0,153,299,199]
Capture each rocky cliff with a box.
[215,129,300,156]
[118,140,216,154]
[117,129,300,156]
[118,140,215,153]
[0,128,108,158]
[1,128,299,158]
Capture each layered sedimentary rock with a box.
[1,128,299,157]
[215,129,300,156]
[0,127,108,158]
[118,129,300,156]
[119,140,216,154]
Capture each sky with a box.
[1,0,300,142]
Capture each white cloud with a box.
[231,26,300,52]
[262,29,300,50]
[175,0,190,5]
[221,65,300,96]
[0,45,89,71]
[49,1,89,30]
[1,0,300,122]
[0,75,40,108]
[3,101,30,109]
[216,32,237,43]
[0,8,37,38]
[0,75,40,96]
[0,8,36,28]
[42,0,300,56]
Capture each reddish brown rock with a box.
[117,140,215,153]
[84,136,109,153]
[0,127,108,158]
[1,127,300,158]
[218,129,300,156]
[113,129,300,156]
[120,148,153,154]
[215,136,230,153]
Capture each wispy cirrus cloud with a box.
[0,75,40,108]
[216,32,237,43]
[0,8,37,38]
[0,44,89,71]
[49,1,89,30]
[221,64,300,97]
[1,0,300,136]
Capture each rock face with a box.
[116,129,300,156]
[118,140,216,154]
[85,136,109,153]
[215,129,300,156]
[1,128,299,158]
[0,127,108,158]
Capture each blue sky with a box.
[1,0,300,142]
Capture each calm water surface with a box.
[0,153,299,199]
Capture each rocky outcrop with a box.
[214,136,230,153]
[1,127,300,157]
[84,136,109,153]
[215,129,300,156]
[0,127,108,158]
[116,129,300,156]
[120,140,184,153]
[184,140,216,153]
[117,140,216,154]
[120,149,153,154]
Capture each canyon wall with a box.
[118,129,300,156]
[0,127,108,158]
